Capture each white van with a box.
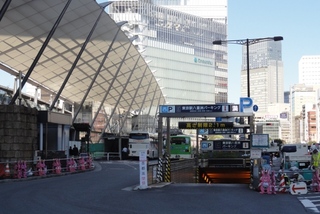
[281,144,311,169]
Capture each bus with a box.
[170,135,197,159]
[128,131,159,159]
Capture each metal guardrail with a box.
[92,152,120,161]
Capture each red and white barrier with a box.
[278,174,287,193]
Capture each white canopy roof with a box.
[0,0,165,113]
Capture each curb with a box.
[133,182,172,191]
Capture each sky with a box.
[227,0,320,103]
[1,1,320,104]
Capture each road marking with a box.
[298,195,320,213]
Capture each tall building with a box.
[108,0,228,109]
[240,41,283,112]
[284,91,290,103]
[302,103,317,142]
[298,55,320,143]
[254,103,290,143]
[155,0,227,22]
[290,84,318,143]
[299,55,320,85]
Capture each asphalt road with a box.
[0,160,317,214]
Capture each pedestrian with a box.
[122,146,128,160]
[69,146,73,156]
[311,147,320,176]
[73,145,79,157]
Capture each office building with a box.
[254,103,290,143]
[156,0,228,22]
[302,104,317,143]
[240,41,283,113]
[299,55,320,85]
[298,55,320,143]
[108,0,228,108]
[284,91,290,104]
[290,84,318,143]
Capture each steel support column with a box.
[73,26,123,124]
[89,31,128,128]
[10,0,72,105]
[49,5,106,111]
[96,45,137,142]
[0,0,12,22]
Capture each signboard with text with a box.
[251,134,269,148]
[139,151,148,189]
[178,121,233,129]
[160,104,239,114]
[200,140,250,151]
[213,140,250,150]
[199,127,249,134]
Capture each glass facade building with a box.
[108,0,228,106]
[240,41,283,112]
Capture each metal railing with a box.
[92,152,120,161]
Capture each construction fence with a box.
[0,155,94,179]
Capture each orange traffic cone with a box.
[5,163,10,178]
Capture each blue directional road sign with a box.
[253,105,258,112]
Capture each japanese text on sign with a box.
[159,104,240,114]
[213,140,250,150]
[178,122,233,129]
[139,151,148,189]
[179,105,225,112]
[199,127,249,135]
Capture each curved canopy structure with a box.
[0,0,165,116]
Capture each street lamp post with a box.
[213,36,283,134]
[212,36,283,98]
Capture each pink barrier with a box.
[36,160,46,176]
[14,160,27,179]
[52,159,62,174]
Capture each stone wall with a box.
[0,105,38,162]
